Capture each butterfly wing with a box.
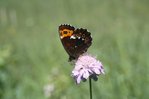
[71,28,92,59]
[59,24,92,61]
[59,24,76,60]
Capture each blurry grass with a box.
[0,0,149,99]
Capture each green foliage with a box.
[0,0,149,99]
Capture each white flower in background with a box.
[43,84,54,98]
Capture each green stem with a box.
[89,77,92,99]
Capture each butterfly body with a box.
[59,24,92,61]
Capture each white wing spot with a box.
[78,36,81,39]
[60,36,63,39]
[70,35,76,39]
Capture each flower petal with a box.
[76,75,82,84]
[93,68,101,74]
[83,70,89,79]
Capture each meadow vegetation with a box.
[0,0,149,99]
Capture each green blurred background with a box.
[0,0,149,99]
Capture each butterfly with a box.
[58,24,92,61]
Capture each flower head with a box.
[72,54,104,84]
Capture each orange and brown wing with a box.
[58,24,92,61]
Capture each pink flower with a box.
[72,54,105,84]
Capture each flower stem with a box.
[89,77,92,99]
